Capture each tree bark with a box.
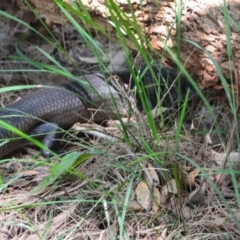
[1,0,240,88]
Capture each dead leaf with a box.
[147,163,159,186]
[140,163,153,188]
[127,200,143,212]
[10,178,30,188]
[160,179,179,205]
[152,186,161,213]
[135,181,151,211]
[165,179,179,194]
[184,169,200,189]
[181,205,192,219]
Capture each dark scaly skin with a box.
[0,74,123,159]
[0,68,195,159]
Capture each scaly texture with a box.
[0,68,195,159]
[0,74,124,159]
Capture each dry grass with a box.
[1,131,239,239]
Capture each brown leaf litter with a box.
[0,10,240,240]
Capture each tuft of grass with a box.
[0,0,240,238]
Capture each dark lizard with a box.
[0,67,195,159]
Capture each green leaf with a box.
[31,151,92,194]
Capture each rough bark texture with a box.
[1,0,239,87]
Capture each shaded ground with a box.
[0,11,240,240]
